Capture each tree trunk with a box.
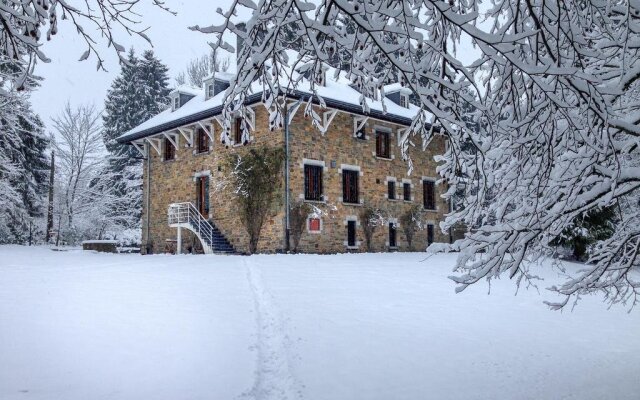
[46,151,55,243]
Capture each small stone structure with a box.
[82,240,118,253]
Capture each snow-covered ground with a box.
[1,246,639,400]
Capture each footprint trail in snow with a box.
[242,259,303,400]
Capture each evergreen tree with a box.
[102,49,170,237]
[0,89,50,244]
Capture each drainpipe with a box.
[284,104,290,252]
[145,142,152,254]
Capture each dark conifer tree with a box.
[101,49,170,236]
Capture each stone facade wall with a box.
[141,106,285,255]
[287,107,449,253]
[140,103,449,255]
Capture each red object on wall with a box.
[309,218,321,232]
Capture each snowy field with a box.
[1,246,639,400]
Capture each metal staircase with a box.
[168,202,235,254]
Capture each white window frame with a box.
[422,176,438,211]
[172,96,180,111]
[402,178,414,202]
[338,164,363,205]
[385,176,398,200]
[301,159,327,203]
[343,215,361,249]
[400,93,409,108]
[386,217,400,248]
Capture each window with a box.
[304,164,323,201]
[400,94,409,108]
[234,117,244,145]
[403,182,411,201]
[389,222,397,248]
[387,180,396,200]
[342,169,359,204]
[308,218,321,233]
[427,224,434,246]
[196,176,210,215]
[423,180,436,210]
[347,220,356,247]
[355,125,366,140]
[196,128,209,153]
[207,83,214,99]
[172,96,180,111]
[376,130,390,158]
[164,137,175,161]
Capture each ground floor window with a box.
[196,176,210,216]
[347,220,356,247]
[427,224,434,246]
[389,222,397,248]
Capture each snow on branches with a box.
[192,0,640,309]
[0,0,173,91]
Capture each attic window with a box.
[172,96,180,111]
[315,71,326,86]
[400,94,409,108]
[207,83,214,99]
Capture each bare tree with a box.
[193,1,640,309]
[52,103,113,243]
[0,0,173,91]
[175,51,230,87]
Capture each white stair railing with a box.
[168,202,214,249]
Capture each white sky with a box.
[32,0,231,132]
[31,1,479,134]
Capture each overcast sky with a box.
[32,0,236,133]
[31,1,478,135]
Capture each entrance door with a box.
[196,176,210,216]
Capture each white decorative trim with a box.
[344,215,360,226]
[192,170,211,181]
[319,109,338,133]
[132,141,146,157]
[301,159,327,170]
[353,116,369,138]
[287,100,303,125]
[338,164,363,176]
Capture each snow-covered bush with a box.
[227,147,285,254]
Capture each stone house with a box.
[118,58,451,254]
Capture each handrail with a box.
[168,202,214,249]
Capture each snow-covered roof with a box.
[383,83,412,95]
[203,71,235,82]
[118,52,423,144]
[170,84,201,97]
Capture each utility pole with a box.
[45,150,55,243]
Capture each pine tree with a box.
[0,89,50,244]
[102,49,170,237]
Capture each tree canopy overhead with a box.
[190,0,640,309]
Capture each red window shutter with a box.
[309,218,321,232]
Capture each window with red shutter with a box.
[234,117,244,144]
[342,170,359,204]
[423,180,436,210]
[308,218,321,232]
[376,130,390,158]
[196,128,209,153]
[304,165,323,201]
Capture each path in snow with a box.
[243,259,303,400]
